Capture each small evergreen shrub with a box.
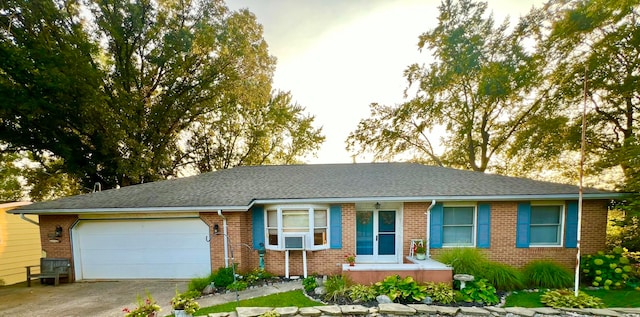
[424,282,456,304]
[302,275,318,293]
[324,275,350,302]
[436,248,488,276]
[213,266,236,288]
[523,260,573,289]
[540,289,604,308]
[459,279,499,305]
[481,262,525,291]
[349,284,378,302]
[582,247,635,289]
[374,275,427,303]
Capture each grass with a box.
[193,290,323,315]
[504,288,640,308]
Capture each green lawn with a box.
[504,288,640,308]
[193,290,323,315]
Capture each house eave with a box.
[7,205,251,215]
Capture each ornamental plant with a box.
[540,289,604,308]
[345,253,356,264]
[459,278,499,305]
[374,275,428,303]
[170,289,200,315]
[122,292,161,317]
[581,247,635,289]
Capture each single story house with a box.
[0,201,41,285]
[9,163,623,283]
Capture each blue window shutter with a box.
[330,205,342,249]
[430,203,443,249]
[252,206,265,249]
[516,202,531,248]
[565,201,579,248]
[477,204,491,248]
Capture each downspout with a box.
[425,200,436,259]
[217,210,229,267]
[20,213,39,226]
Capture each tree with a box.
[0,150,23,201]
[347,0,545,172]
[0,0,323,193]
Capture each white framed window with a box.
[442,205,476,247]
[264,205,329,251]
[530,204,564,247]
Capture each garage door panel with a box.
[73,219,211,279]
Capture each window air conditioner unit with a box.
[283,234,306,250]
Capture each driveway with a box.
[0,279,189,317]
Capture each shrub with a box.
[244,268,273,286]
[259,310,281,317]
[582,248,635,289]
[540,289,604,308]
[349,284,378,302]
[436,248,488,276]
[459,279,499,305]
[227,280,248,291]
[324,275,350,302]
[523,260,573,289]
[424,282,456,304]
[302,275,318,293]
[213,266,236,288]
[188,274,214,292]
[374,275,427,303]
[480,262,525,291]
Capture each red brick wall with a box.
[429,200,609,270]
[403,202,429,259]
[38,215,77,260]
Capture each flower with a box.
[123,292,160,317]
[344,253,356,264]
[171,289,201,315]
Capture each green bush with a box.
[540,289,604,308]
[481,262,525,291]
[374,275,427,303]
[349,284,378,302]
[227,280,248,291]
[302,276,318,293]
[459,279,499,305]
[188,274,214,292]
[324,275,350,302]
[244,268,274,286]
[213,266,236,288]
[523,260,573,289]
[424,282,456,304]
[582,247,635,289]
[436,248,488,276]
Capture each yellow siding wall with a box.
[0,203,41,285]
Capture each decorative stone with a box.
[421,296,433,304]
[236,307,273,317]
[314,286,326,295]
[435,306,460,316]
[378,303,416,316]
[202,284,215,295]
[504,307,536,317]
[274,307,298,316]
[298,307,321,316]
[483,306,507,316]
[585,308,623,316]
[339,305,369,315]
[459,306,490,316]
[314,305,342,315]
[531,307,561,315]
[407,304,439,314]
[376,295,392,304]
[453,274,475,289]
[207,312,232,317]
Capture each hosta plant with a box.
[582,247,635,289]
[459,279,499,305]
[540,289,604,309]
[349,284,378,302]
[374,275,427,303]
[424,282,456,304]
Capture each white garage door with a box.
[72,218,211,280]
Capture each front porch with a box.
[341,257,453,285]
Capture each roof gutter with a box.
[425,200,436,259]
[217,210,230,268]
[20,213,39,226]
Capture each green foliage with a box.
[302,276,318,293]
[374,275,427,303]
[213,267,236,289]
[480,262,525,291]
[540,289,604,309]
[227,281,248,291]
[323,275,350,302]
[522,260,573,289]
[171,289,200,315]
[504,291,544,308]
[188,274,214,293]
[436,248,488,276]
[459,279,499,305]
[194,290,322,315]
[243,268,274,286]
[258,310,280,317]
[582,248,636,289]
[348,284,378,302]
[607,210,640,252]
[424,282,456,305]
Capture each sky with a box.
[225,0,546,164]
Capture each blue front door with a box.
[356,209,398,263]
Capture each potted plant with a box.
[170,289,200,317]
[122,292,160,317]
[345,253,356,266]
[415,245,427,260]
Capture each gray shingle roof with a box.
[13,163,621,213]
